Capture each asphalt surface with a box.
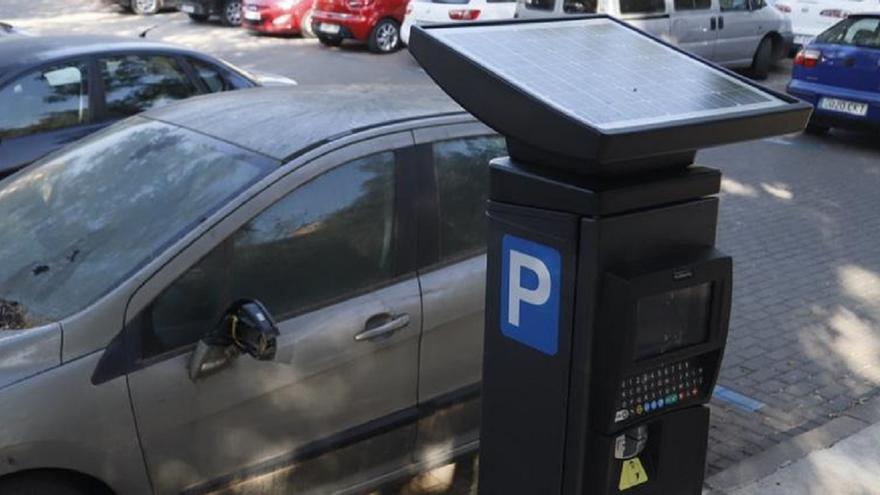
[3,1,880,493]
[2,0,430,86]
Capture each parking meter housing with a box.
[410,16,810,495]
[409,16,811,177]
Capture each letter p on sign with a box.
[500,235,561,355]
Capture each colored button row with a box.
[632,388,700,416]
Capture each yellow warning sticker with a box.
[618,457,649,491]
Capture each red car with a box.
[311,0,406,53]
[242,0,316,36]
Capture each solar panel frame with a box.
[409,15,812,176]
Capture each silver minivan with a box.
[517,0,793,78]
[0,86,499,494]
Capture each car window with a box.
[434,136,506,262]
[0,61,89,139]
[524,0,555,10]
[620,0,666,14]
[189,57,256,92]
[0,118,274,327]
[564,0,598,12]
[674,0,711,10]
[817,17,880,48]
[189,58,229,92]
[143,152,398,358]
[99,55,198,119]
[720,0,748,11]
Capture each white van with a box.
[517,0,794,78]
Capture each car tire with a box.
[300,10,316,38]
[749,37,774,80]
[188,13,210,22]
[805,122,830,135]
[221,0,243,26]
[317,34,343,47]
[368,18,400,54]
[131,0,161,15]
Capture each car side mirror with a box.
[188,299,280,381]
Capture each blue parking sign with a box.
[500,234,561,356]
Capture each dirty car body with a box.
[0,85,498,494]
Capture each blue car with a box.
[787,13,880,134]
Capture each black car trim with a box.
[394,146,422,277]
[181,382,482,495]
[176,55,213,94]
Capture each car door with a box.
[0,58,105,177]
[670,0,719,60]
[411,121,506,459]
[95,53,200,126]
[123,133,423,494]
[715,0,762,65]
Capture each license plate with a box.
[819,97,869,117]
[181,4,195,13]
[244,10,261,20]
[318,23,341,34]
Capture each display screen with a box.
[635,283,713,360]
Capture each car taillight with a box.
[794,49,821,68]
[774,3,791,12]
[819,8,849,17]
[448,8,481,20]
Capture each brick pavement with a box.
[703,129,880,474]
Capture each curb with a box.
[703,393,880,495]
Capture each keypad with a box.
[613,359,705,423]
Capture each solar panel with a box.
[409,17,811,175]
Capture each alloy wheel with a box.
[133,0,159,14]
[225,0,243,25]
[376,23,398,52]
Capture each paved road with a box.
[2,0,430,87]
[3,1,880,492]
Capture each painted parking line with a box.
[713,385,766,413]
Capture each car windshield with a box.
[817,17,880,48]
[0,118,275,328]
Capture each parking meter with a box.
[410,16,810,495]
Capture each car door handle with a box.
[354,313,411,342]
[718,16,724,29]
[710,17,717,30]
